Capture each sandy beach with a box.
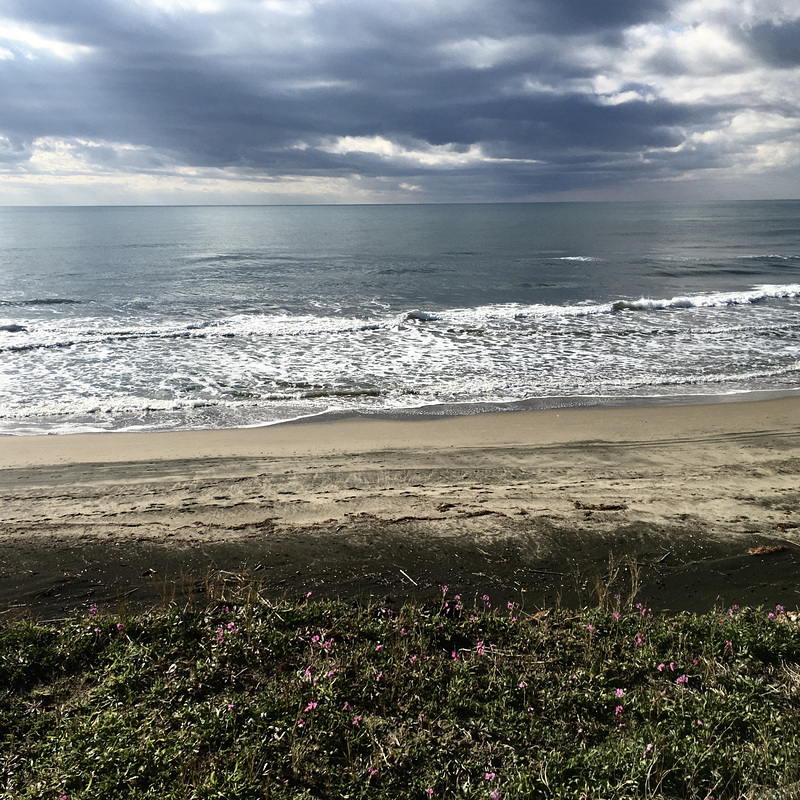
[1,397,799,619]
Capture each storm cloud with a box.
[1,0,799,203]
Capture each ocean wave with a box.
[404,310,440,322]
[0,298,81,306]
[734,254,800,261]
[610,284,800,313]
[5,284,800,357]
[0,314,391,354]
[436,283,800,324]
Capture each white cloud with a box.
[437,35,538,70]
[134,0,229,13]
[318,136,488,167]
[0,19,94,60]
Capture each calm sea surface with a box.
[1,201,799,434]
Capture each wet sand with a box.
[1,397,799,619]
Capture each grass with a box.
[1,576,800,800]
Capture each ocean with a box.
[1,201,799,435]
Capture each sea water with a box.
[1,201,799,434]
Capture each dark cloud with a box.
[744,20,800,67]
[509,0,673,34]
[0,0,798,202]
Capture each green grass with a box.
[2,584,800,799]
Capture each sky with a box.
[1,0,799,205]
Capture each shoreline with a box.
[2,386,799,440]
[2,396,799,618]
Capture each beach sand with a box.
[1,397,799,619]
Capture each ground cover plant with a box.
[1,578,800,800]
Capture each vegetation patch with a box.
[2,583,800,799]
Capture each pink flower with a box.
[343,701,351,711]
[375,644,383,651]
[675,674,689,685]
[643,743,653,759]
[615,688,625,698]
[657,663,665,671]
[305,701,318,712]
[484,772,496,781]
[352,715,362,726]
[491,792,502,800]
[426,790,434,797]
[615,705,624,716]
[89,603,98,616]
[368,767,378,777]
